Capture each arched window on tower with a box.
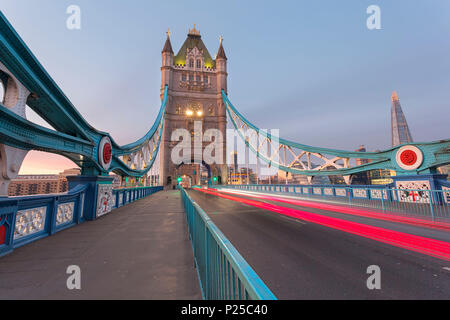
[196,59,201,69]
[189,59,194,68]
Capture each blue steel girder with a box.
[0,84,167,178]
[0,11,94,141]
[222,90,450,176]
[0,11,167,178]
[0,104,93,161]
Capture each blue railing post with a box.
[49,198,58,236]
[205,224,209,299]
[428,190,435,221]
[348,187,352,205]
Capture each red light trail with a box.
[197,188,450,261]
[214,189,450,231]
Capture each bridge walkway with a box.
[0,190,201,299]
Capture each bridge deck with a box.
[0,190,201,299]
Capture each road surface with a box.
[188,188,450,299]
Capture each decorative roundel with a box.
[395,145,423,170]
[98,136,112,171]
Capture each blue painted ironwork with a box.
[222,90,450,176]
[180,187,277,300]
[0,11,166,178]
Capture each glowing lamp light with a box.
[186,110,193,116]
[197,110,203,116]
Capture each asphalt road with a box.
[188,189,450,299]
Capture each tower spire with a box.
[162,29,173,54]
[216,36,227,60]
[188,24,201,36]
[391,91,413,147]
[392,90,399,102]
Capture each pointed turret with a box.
[216,36,227,60]
[161,29,173,91]
[216,36,227,93]
[162,30,174,54]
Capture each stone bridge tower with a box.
[159,26,228,188]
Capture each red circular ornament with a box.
[395,145,423,170]
[399,150,417,166]
[98,136,113,170]
[103,143,112,164]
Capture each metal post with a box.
[256,132,260,185]
[348,187,352,206]
[246,145,249,185]
[429,190,435,221]
[205,224,209,299]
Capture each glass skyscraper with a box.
[391,91,413,147]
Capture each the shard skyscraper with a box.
[391,91,413,147]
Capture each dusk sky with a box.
[1,0,449,174]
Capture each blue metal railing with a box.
[0,185,163,257]
[180,187,277,300]
[221,184,450,221]
[0,185,87,256]
[113,186,163,208]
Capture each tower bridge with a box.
[160,25,228,188]
[0,12,449,300]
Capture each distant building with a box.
[352,145,371,185]
[369,169,395,185]
[230,151,238,173]
[228,167,257,185]
[8,168,80,196]
[228,172,246,185]
[391,91,413,147]
[277,162,320,185]
[355,145,370,166]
